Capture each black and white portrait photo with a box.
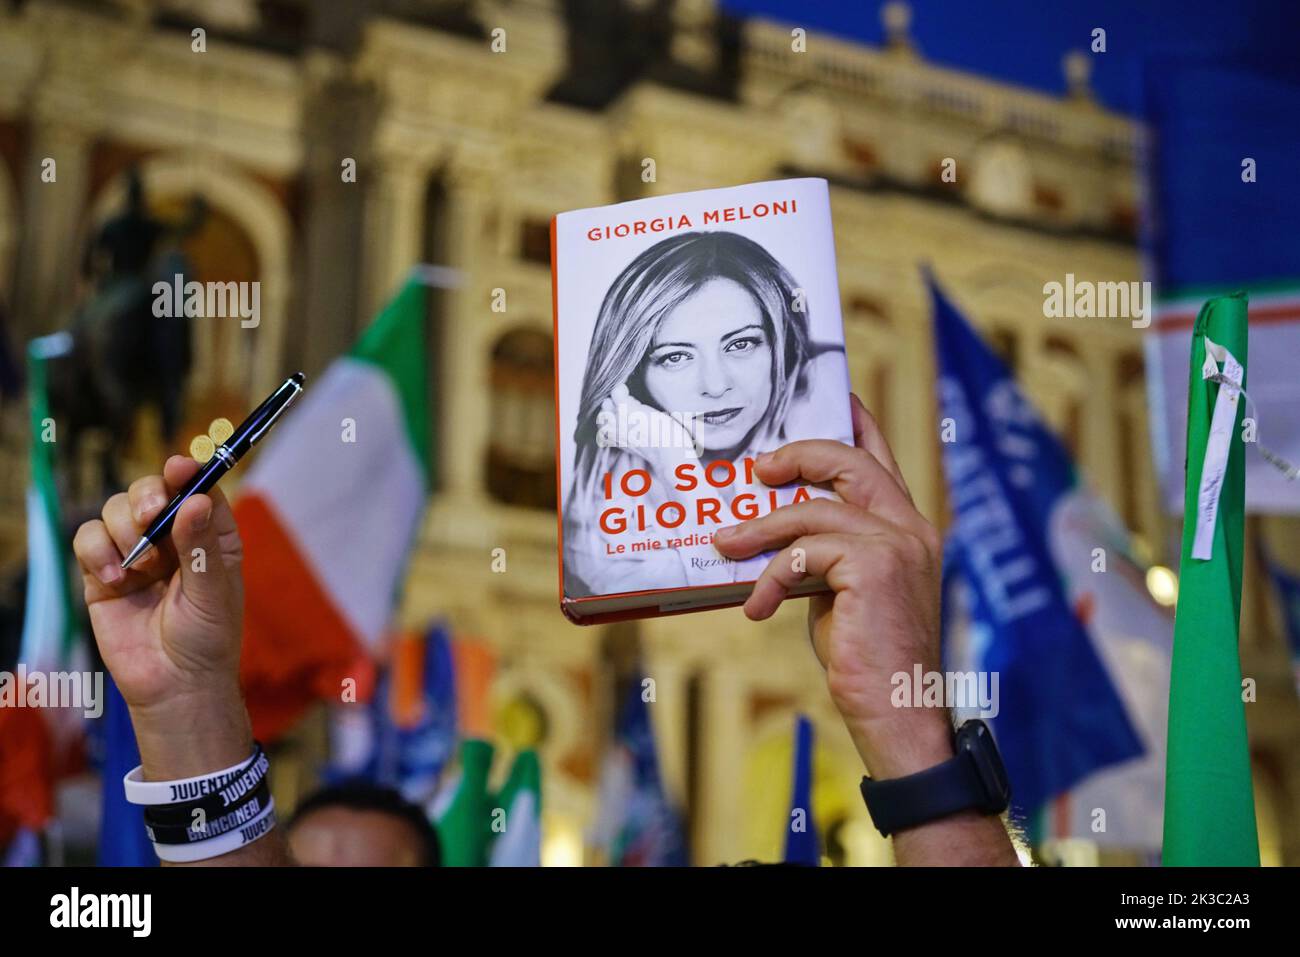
[554,180,852,601]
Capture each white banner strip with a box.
[1192,337,1243,560]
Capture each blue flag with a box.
[325,621,458,805]
[385,623,458,802]
[98,674,156,866]
[782,714,818,865]
[931,275,1144,818]
[591,678,688,866]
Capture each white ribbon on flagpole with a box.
[1192,337,1244,560]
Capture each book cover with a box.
[552,178,853,623]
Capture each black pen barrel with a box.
[226,376,302,457]
[140,453,234,544]
[125,373,302,565]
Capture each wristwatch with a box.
[859,719,1010,836]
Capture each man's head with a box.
[288,782,441,867]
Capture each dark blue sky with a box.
[720,0,1300,116]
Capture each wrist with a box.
[128,683,253,781]
[842,710,954,780]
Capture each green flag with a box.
[1161,292,1259,866]
[433,739,495,867]
[21,336,77,672]
[488,750,542,867]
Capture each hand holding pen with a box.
[71,374,305,835]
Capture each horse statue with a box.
[46,168,205,498]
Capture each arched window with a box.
[83,154,293,416]
[486,328,555,509]
[149,198,262,431]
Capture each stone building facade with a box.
[0,0,1294,864]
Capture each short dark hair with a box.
[289,781,442,867]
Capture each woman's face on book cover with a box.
[643,277,773,454]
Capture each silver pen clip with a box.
[248,379,304,446]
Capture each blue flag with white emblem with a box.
[931,275,1145,820]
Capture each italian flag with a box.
[0,337,75,848]
[235,281,431,741]
[20,337,77,675]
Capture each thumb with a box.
[170,494,233,623]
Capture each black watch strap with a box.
[859,720,1009,836]
[860,754,982,837]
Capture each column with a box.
[296,56,376,378]
[1082,345,1122,510]
[12,121,91,338]
[433,158,495,512]
[645,649,691,809]
[361,153,427,323]
[695,663,747,865]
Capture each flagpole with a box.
[1161,292,1260,866]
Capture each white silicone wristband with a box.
[152,799,277,863]
[123,748,258,806]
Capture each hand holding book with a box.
[712,395,947,775]
[713,394,1019,864]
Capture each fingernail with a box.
[99,564,123,585]
[194,503,212,531]
[755,451,773,466]
[136,495,164,521]
[713,526,734,541]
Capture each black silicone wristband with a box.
[144,779,272,845]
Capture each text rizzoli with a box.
[586,197,800,242]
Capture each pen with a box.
[120,372,306,569]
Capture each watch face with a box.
[959,720,1011,811]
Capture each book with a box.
[551,178,853,623]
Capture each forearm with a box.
[129,684,294,867]
[891,809,1020,867]
[845,712,1020,867]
